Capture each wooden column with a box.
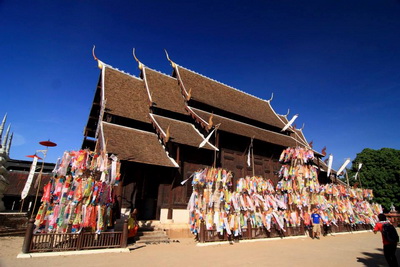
[247,218,252,239]
[121,219,128,248]
[199,220,205,243]
[22,218,35,253]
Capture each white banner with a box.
[354,163,363,180]
[327,154,333,177]
[337,158,351,176]
[247,139,253,167]
[281,114,298,132]
[21,156,38,200]
[199,128,216,148]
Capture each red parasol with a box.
[39,140,57,147]
[26,154,43,160]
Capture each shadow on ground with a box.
[356,248,394,267]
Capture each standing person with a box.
[311,208,322,239]
[128,209,139,239]
[373,213,399,267]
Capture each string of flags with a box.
[187,147,382,237]
[33,149,121,234]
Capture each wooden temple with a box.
[82,49,330,227]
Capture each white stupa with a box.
[0,114,12,211]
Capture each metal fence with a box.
[22,219,128,253]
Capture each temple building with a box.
[82,50,331,229]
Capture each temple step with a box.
[134,228,170,244]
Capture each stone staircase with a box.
[134,221,170,244]
[0,212,28,236]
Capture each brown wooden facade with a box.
[82,54,325,222]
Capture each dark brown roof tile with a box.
[5,171,52,197]
[151,114,216,150]
[190,107,300,148]
[144,67,188,115]
[102,122,179,167]
[176,66,285,129]
[104,67,151,123]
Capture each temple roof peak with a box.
[92,45,104,69]
[132,48,144,70]
[164,49,176,68]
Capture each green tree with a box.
[348,148,400,212]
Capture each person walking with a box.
[311,208,322,239]
[373,213,398,267]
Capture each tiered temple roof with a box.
[104,68,151,123]
[102,122,178,167]
[174,65,285,130]
[83,52,319,168]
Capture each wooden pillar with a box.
[77,231,83,250]
[199,220,205,243]
[213,130,219,168]
[167,183,173,220]
[167,145,180,220]
[247,218,252,239]
[115,176,123,205]
[22,218,35,253]
[121,219,128,248]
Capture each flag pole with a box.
[213,127,219,168]
[20,199,24,212]
[251,137,255,177]
[30,140,57,218]
[345,171,350,187]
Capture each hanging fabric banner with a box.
[354,163,363,180]
[336,158,351,176]
[247,138,253,167]
[327,154,333,177]
[199,128,216,148]
[21,156,39,200]
[281,114,298,132]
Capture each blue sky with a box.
[1,0,399,170]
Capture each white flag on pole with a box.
[337,158,351,176]
[247,148,251,167]
[327,154,333,177]
[21,156,38,200]
[354,163,363,180]
[247,138,253,167]
[281,114,298,132]
[199,124,220,149]
[199,128,216,148]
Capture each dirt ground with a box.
[0,231,399,267]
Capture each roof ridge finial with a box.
[92,45,104,69]
[267,92,274,102]
[285,109,290,117]
[207,113,214,130]
[299,123,305,131]
[132,48,144,70]
[165,125,170,143]
[164,49,176,68]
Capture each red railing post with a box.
[121,220,128,248]
[247,219,252,239]
[22,218,35,253]
[77,231,83,250]
[199,220,205,243]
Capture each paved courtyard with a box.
[1,230,399,267]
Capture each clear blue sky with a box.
[1,0,399,170]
